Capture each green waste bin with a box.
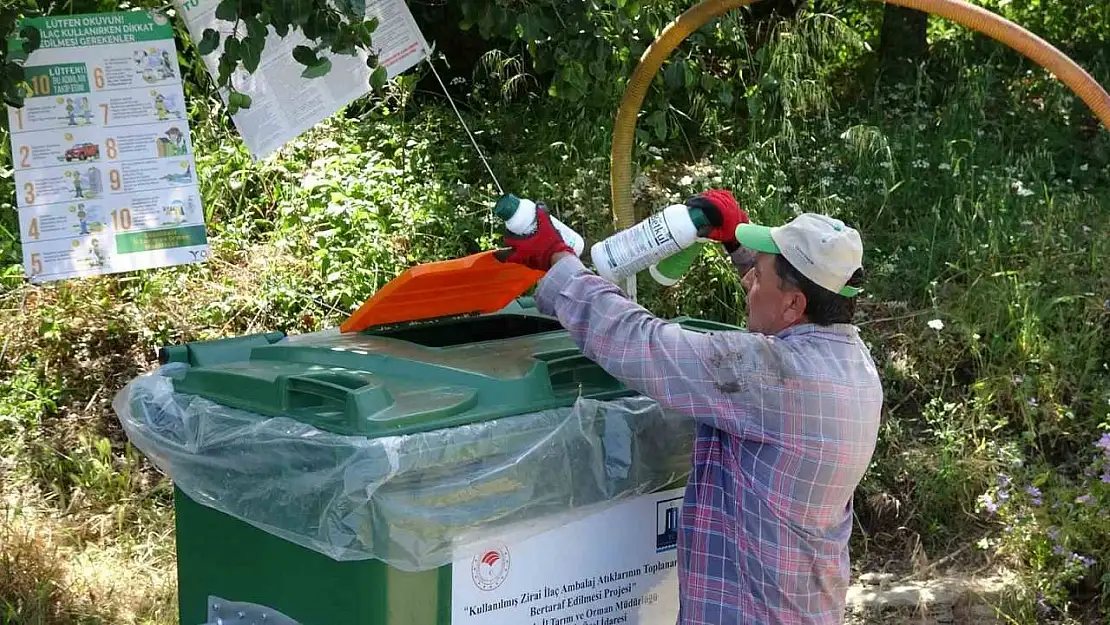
[117,293,740,625]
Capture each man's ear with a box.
[783,290,807,325]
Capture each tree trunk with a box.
[879,4,929,82]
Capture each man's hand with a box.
[685,189,749,250]
[502,205,575,271]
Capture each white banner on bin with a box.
[452,488,685,625]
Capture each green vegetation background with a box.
[1,1,1109,623]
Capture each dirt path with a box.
[844,572,1014,624]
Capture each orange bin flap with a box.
[340,250,545,333]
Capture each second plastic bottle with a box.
[591,204,711,284]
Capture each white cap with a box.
[734,213,864,297]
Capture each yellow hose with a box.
[610,0,1110,232]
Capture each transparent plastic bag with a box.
[114,364,693,572]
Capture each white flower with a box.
[1080,163,1089,172]
[938,163,952,171]
[679,175,694,186]
[1011,180,1035,197]
[927,319,945,331]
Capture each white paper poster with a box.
[176,0,429,160]
[452,488,685,625]
[6,10,208,284]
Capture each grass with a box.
[1,5,1110,624]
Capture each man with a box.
[501,191,883,625]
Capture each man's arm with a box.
[535,254,750,437]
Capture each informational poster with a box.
[176,0,430,160]
[6,10,207,283]
[452,489,684,625]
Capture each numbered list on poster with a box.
[6,10,207,283]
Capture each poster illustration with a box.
[6,10,208,283]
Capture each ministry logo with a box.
[471,542,511,591]
[656,496,682,552]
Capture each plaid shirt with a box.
[535,255,883,625]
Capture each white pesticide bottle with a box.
[591,204,706,284]
[495,194,586,256]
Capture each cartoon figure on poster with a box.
[79,97,93,124]
[68,169,85,198]
[85,238,109,269]
[62,97,94,126]
[162,199,187,225]
[162,161,193,185]
[87,168,103,196]
[151,91,182,120]
[158,127,188,156]
[70,203,104,235]
[67,168,103,200]
[135,47,176,83]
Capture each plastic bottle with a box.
[648,241,708,286]
[495,194,585,257]
[591,204,712,284]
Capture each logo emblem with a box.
[471,543,511,591]
[656,496,682,552]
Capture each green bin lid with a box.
[162,305,739,438]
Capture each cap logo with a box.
[790,244,816,266]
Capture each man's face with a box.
[740,253,807,335]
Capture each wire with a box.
[425,46,504,196]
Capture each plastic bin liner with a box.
[113,364,693,572]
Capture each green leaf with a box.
[301,57,332,79]
[747,91,764,120]
[292,45,318,66]
[648,109,667,141]
[684,63,697,89]
[241,36,263,72]
[359,17,379,41]
[198,28,221,55]
[217,55,235,85]
[292,0,313,26]
[215,0,237,22]
[6,62,25,83]
[269,0,290,36]
[664,60,683,89]
[20,26,40,54]
[246,17,267,42]
[370,65,388,91]
[224,36,242,62]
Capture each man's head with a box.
[731,213,865,335]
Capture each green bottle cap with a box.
[687,206,712,236]
[494,194,521,221]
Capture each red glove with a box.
[685,189,749,247]
[502,205,574,272]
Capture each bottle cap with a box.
[687,206,712,235]
[494,194,521,221]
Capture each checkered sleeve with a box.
[535,255,764,437]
